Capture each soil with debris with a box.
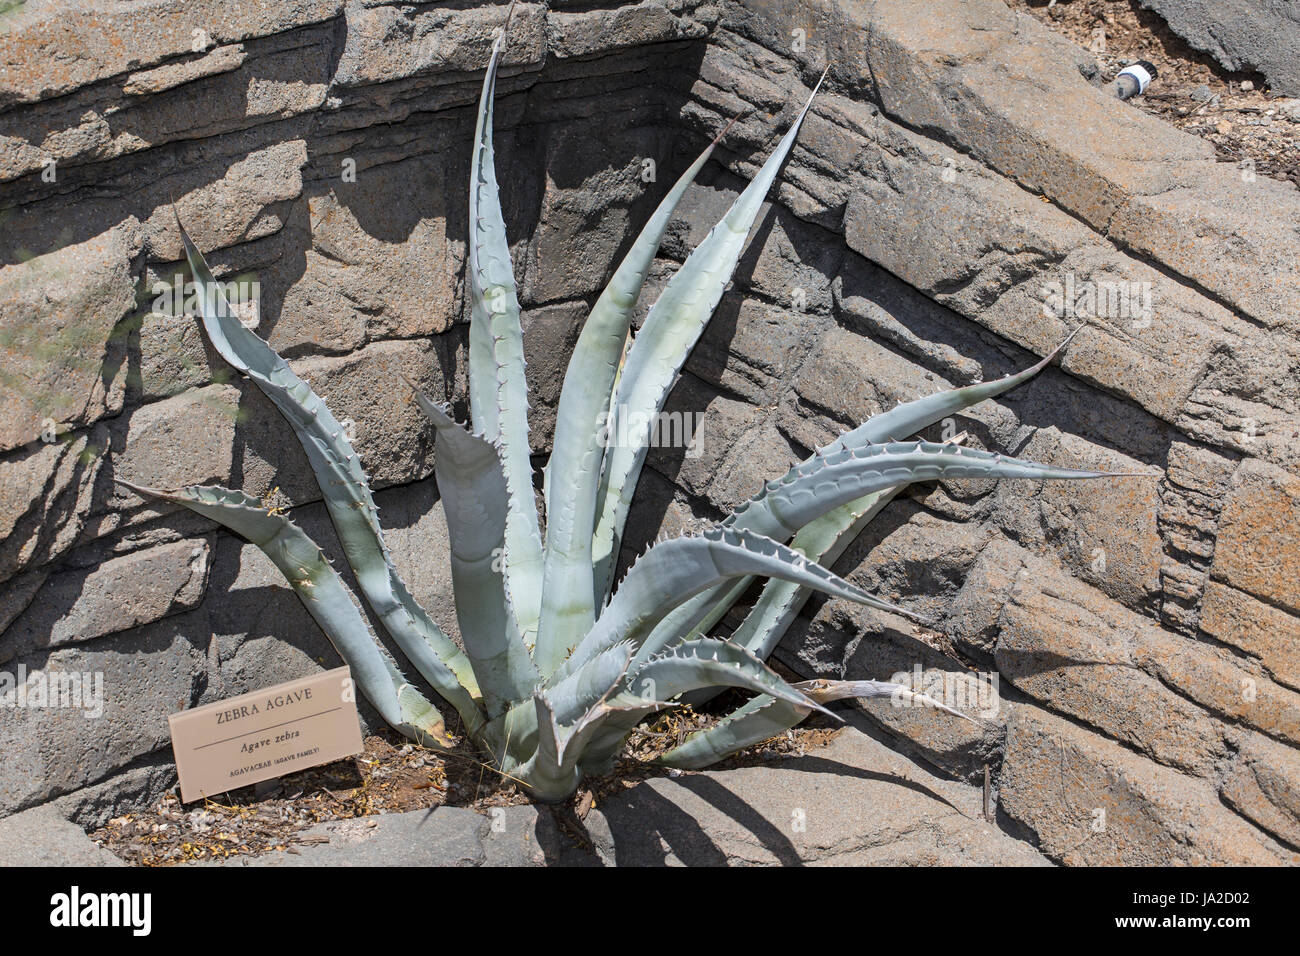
[88,699,844,866]
[1010,0,1300,187]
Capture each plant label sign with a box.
[168,667,363,803]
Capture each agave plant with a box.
[121,18,1141,802]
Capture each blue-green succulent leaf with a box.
[116,480,454,748]
[841,330,1082,451]
[408,385,537,717]
[591,72,827,603]
[176,221,484,736]
[626,638,831,716]
[535,118,739,678]
[639,342,1083,671]
[655,677,972,770]
[726,440,1129,541]
[554,524,906,688]
[467,14,544,649]
[653,694,806,771]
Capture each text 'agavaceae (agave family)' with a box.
[122,14,1147,802]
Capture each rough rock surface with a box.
[0,805,124,866]
[1139,0,1300,96]
[1,0,1297,864]
[189,727,1046,866]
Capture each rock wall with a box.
[1139,0,1300,96]
[1,0,1297,864]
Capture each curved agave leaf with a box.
[466,8,513,442]
[635,341,1083,666]
[516,695,580,802]
[720,435,965,668]
[834,328,1083,453]
[726,440,1138,541]
[467,11,544,649]
[572,693,677,776]
[535,117,739,678]
[591,71,828,603]
[574,638,834,773]
[553,525,909,688]
[696,487,900,682]
[712,438,969,678]
[668,483,908,710]
[627,638,831,716]
[176,222,484,736]
[546,641,635,727]
[652,693,805,771]
[553,525,904,767]
[629,488,891,673]
[116,481,454,749]
[632,576,752,672]
[481,640,635,769]
[655,677,971,770]
[515,690,649,802]
[799,677,975,717]
[704,341,1084,640]
[407,385,537,717]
